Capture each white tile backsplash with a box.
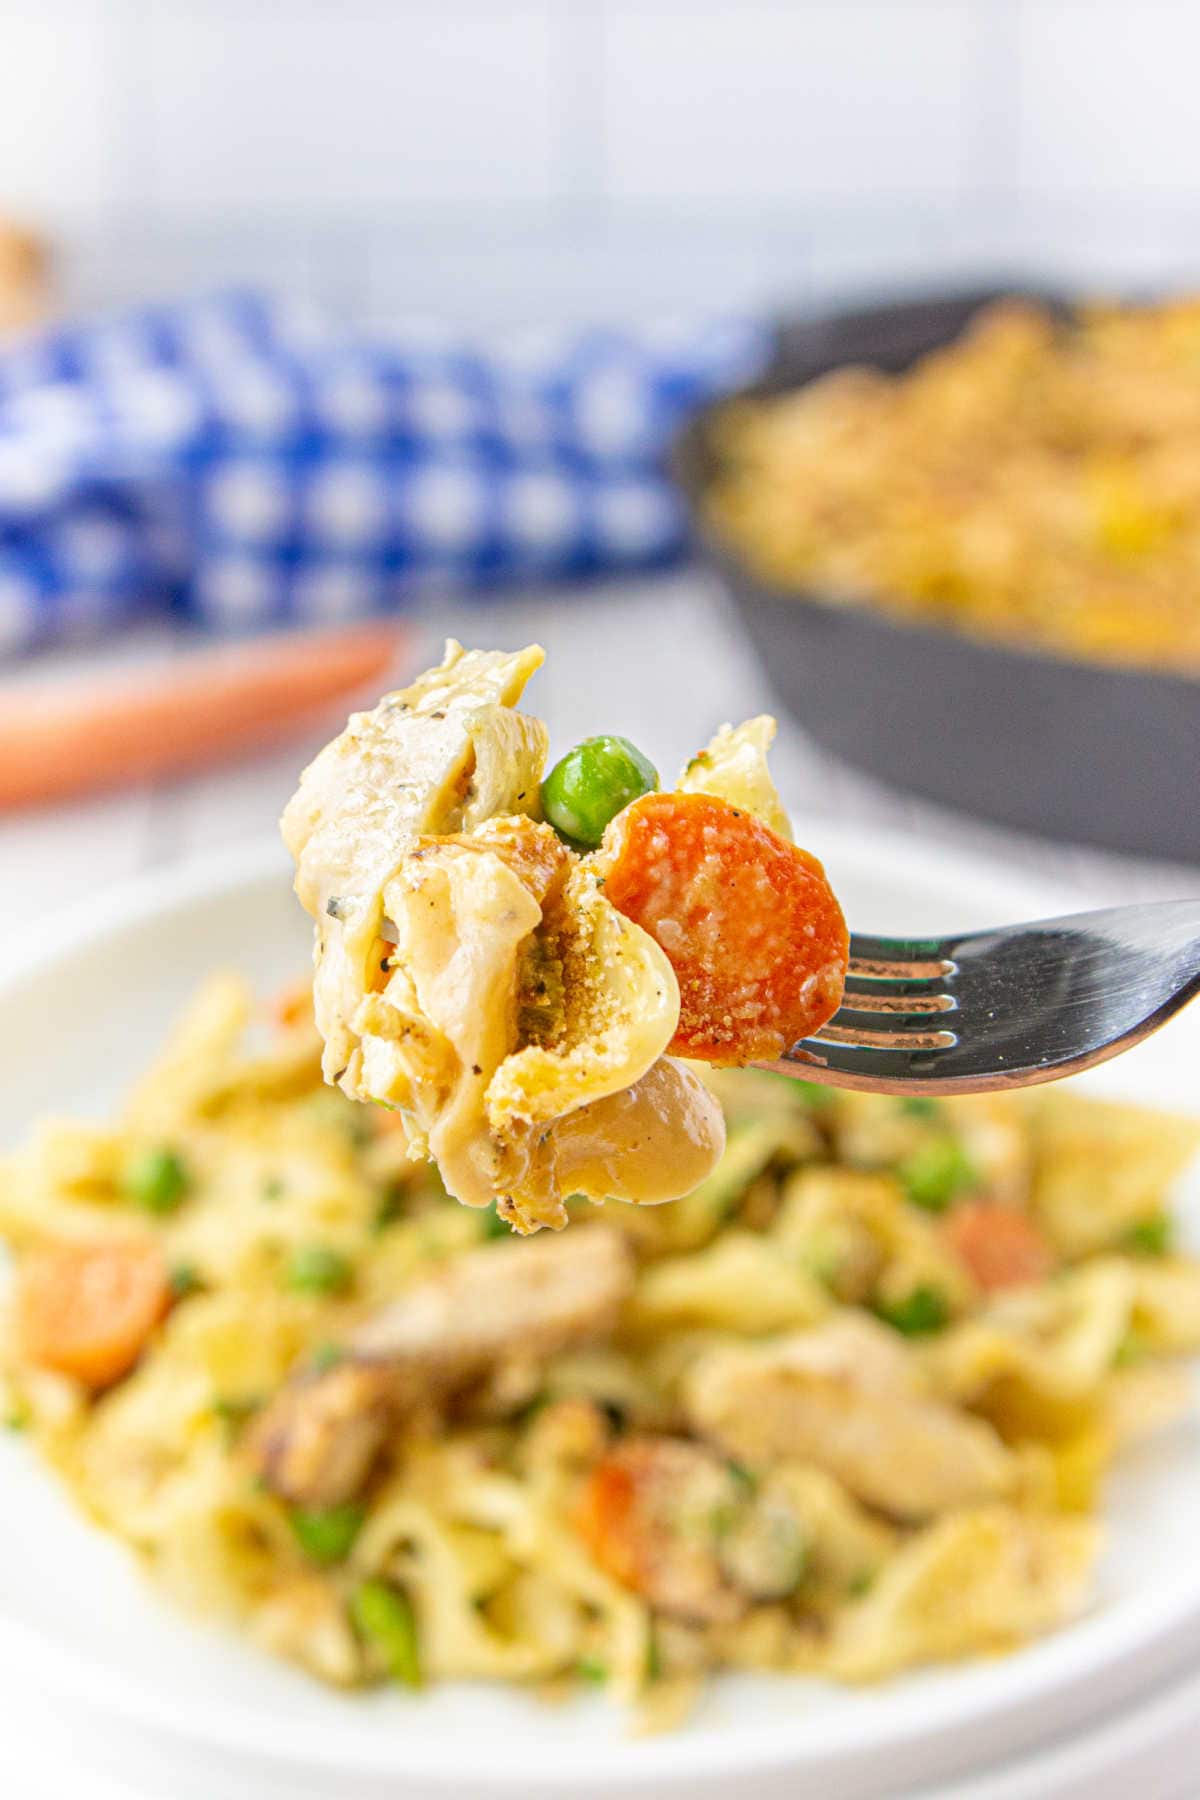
[2,0,1200,324]
[0,0,122,225]
[1017,0,1200,198]
[134,0,564,214]
[601,1,978,204]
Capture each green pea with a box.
[899,1137,976,1212]
[540,735,658,849]
[350,1579,421,1687]
[288,1501,364,1565]
[1122,1214,1171,1256]
[123,1147,190,1215]
[898,1096,940,1120]
[286,1245,353,1295]
[576,1656,608,1684]
[874,1285,951,1337]
[372,1184,405,1234]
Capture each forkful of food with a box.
[282,641,1199,1233]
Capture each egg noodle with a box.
[2,979,1198,1727]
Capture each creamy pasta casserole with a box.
[704,297,1200,672]
[2,980,1197,1723]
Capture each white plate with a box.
[0,827,1198,1800]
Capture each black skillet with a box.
[671,289,1200,863]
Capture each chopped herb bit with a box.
[898,1096,940,1120]
[899,1137,976,1212]
[726,1459,758,1495]
[599,1398,629,1434]
[325,896,350,920]
[123,1146,190,1215]
[288,1501,364,1565]
[311,1341,345,1373]
[645,1624,663,1683]
[347,1112,375,1150]
[4,1403,30,1432]
[372,1185,406,1233]
[848,1567,876,1598]
[1122,1214,1171,1257]
[286,1245,353,1296]
[576,1656,608,1684]
[261,1175,285,1202]
[168,1262,202,1299]
[351,1580,421,1687]
[709,1502,737,1539]
[212,1395,260,1437]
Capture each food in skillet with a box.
[705,296,1200,672]
[2,983,1198,1724]
[281,641,847,1232]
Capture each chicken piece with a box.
[573,1435,807,1624]
[282,641,549,1097]
[252,1225,633,1505]
[683,1314,1014,1521]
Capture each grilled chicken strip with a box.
[683,1314,1015,1522]
[252,1225,633,1506]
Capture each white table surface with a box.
[2,570,1197,1800]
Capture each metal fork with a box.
[764,900,1200,1095]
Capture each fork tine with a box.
[848,952,956,981]
[812,1021,959,1051]
[838,989,956,1016]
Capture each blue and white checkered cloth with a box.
[0,291,767,655]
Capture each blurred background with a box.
[2,0,1199,936]
[6,0,1199,323]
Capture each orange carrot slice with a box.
[16,1238,172,1388]
[943,1202,1055,1292]
[602,791,848,1064]
[574,1456,642,1592]
[0,621,405,811]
